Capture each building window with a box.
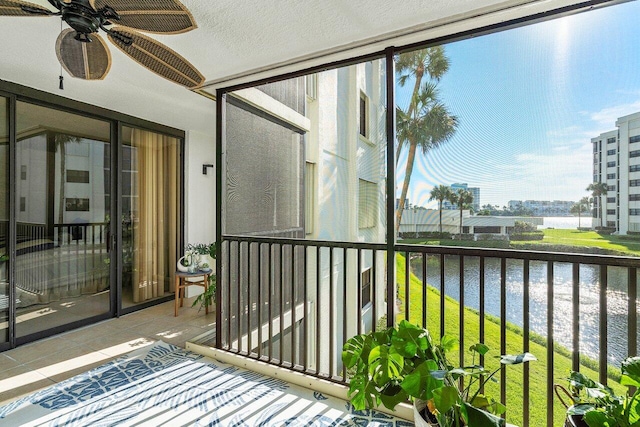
[20,165,26,180]
[607,221,616,227]
[306,74,317,100]
[631,150,640,158]
[607,173,616,179]
[358,179,377,229]
[630,135,640,143]
[607,209,616,215]
[65,198,90,212]
[608,137,617,144]
[19,197,25,212]
[305,162,315,235]
[607,149,616,155]
[607,185,616,191]
[359,92,369,139]
[607,161,616,167]
[630,209,640,216]
[66,169,90,183]
[630,165,640,172]
[631,180,640,187]
[630,194,640,201]
[607,197,616,203]
[361,268,371,308]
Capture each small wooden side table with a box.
[175,270,210,317]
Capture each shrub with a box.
[510,232,544,241]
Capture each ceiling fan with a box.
[0,0,205,88]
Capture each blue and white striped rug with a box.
[0,342,411,426]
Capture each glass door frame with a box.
[0,80,186,350]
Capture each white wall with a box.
[184,128,217,296]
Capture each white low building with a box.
[398,209,543,236]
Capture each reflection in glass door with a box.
[121,126,180,308]
[0,97,8,345]
[15,101,112,338]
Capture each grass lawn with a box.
[395,253,625,427]
[402,229,640,257]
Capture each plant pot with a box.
[177,256,190,272]
[413,399,439,427]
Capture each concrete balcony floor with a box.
[0,297,215,406]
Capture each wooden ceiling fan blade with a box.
[108,27,204,88]
[94,0,196,34]
[56,29,111,80]
[0,0,55,16]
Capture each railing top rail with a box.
[395,243,640,268]
[223,235,640,267]
[223,234,387,251]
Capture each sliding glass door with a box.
[15,101,112,338]
[121,126,180,309]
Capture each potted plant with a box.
[561,357,640,427]
[191,274,216,312]
[341,320,535,426]
[187,242,216,269]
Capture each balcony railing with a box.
[217,235,640,426]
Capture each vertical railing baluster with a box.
[405,250,410,321]
[547,261,555,427]
[329,246,334,377]
[479,256,485,395]
[342,247,347,381]
[316,246,321,374]
[291,244,297,368]
[372,250,377,330]
[572,263,580,372]
[247,242,252,356]
[459,256,465,369]
[629,268,637,373]
[280,244,285,365]
[440,253,445,339]
[268,243,273,361]
[237,241,242,354]
[599,265,608,385]
[357,249,362,335]
[257,243,262,359]
[500,258,507,412]
[303,245,308,370]
[523,259,530,427]
[227,241,232,350]
[422,253,427,329]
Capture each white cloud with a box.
[590,101,640,132]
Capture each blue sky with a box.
[396,0,640,209]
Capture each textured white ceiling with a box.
[0,0,610,133]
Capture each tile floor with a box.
[0,297,215,406]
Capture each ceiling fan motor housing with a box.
[61,0,101,36]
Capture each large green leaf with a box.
[583,408,618,427]
[392,320,429,358]
[440,335,459,353]
[369,345,404,386]
[432,385,460,414]
[379,383,409,410]
[622,357,640,386]
[347,373,377,411]
[462,402,505,427]
[469,343,490,356]
[342,334,368,369]
[499,352,537,365]
[400,359,442,400]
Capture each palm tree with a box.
[395,47,450,167]
[570,196,591,229]
[450,189,474,235]
[586,182,608,228]
[395,82,458,231]
[429,185,453,233]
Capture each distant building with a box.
[592,111,640,234]
[443,183,480,213]
[507,200,574,216]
